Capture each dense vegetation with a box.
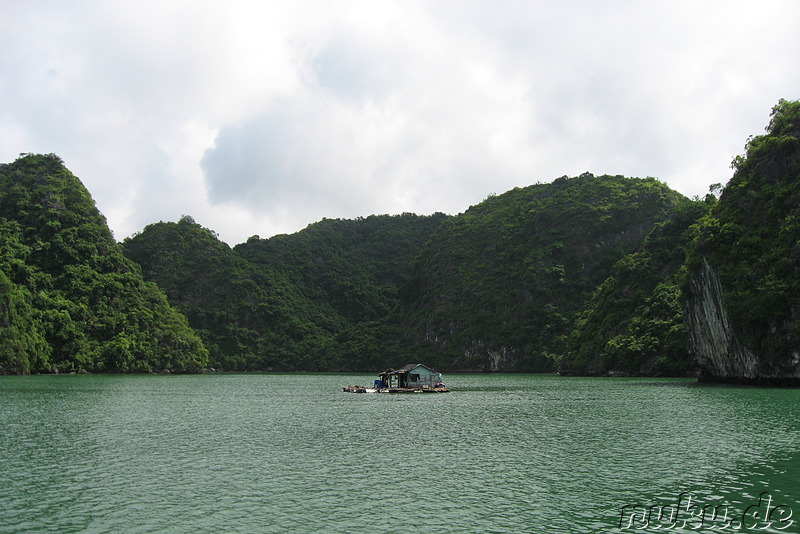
[4,99,797,377]
[122,175,696,373]
[123,213,447,370]
[0,154,208,374]
[385,174,694,371]
[234,213,449,328]
[561,199,713,375]
[687,99,800,375]
[122,216,323,370]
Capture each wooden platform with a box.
[342,386,449,393]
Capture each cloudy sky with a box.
[1,1,798,245]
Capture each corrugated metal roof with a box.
[380,363,439,375]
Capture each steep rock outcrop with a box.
[686,256,800,385]
[685,257,760,380]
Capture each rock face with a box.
[685,257,760,381]
[686,257,800,385]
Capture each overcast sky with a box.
[1,1,798,245]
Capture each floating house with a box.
[343,363,448,393]
[379,363,442,389]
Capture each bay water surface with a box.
[1,373,798,533]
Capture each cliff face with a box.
[686,257,800,385]
[685,257,760,380]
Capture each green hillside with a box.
[0,154,208,374]
[234,213,449,326]
[123,216,337,370]
[561,199,712,376]
[124,178,693,373]
[123,213,447,370]
[386,174,693,371]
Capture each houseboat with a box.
[343,363,449,393]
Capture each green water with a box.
[0,374,797,533]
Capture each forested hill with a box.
[0,152,701,374]
[0,154,208,374]
[234,213,449,325]
[122,216,325,371]
[122,213,448,371]
[560,198,713,376]
[123,174,694,373]
[560,98,800,383]
[385,174,694,371]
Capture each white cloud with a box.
[1,0,798,244]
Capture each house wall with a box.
[406,365,441,387]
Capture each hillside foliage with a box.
[386,174,694,371]
[0,154,208,374]
[123,213,447,370]
[561,199,713,375]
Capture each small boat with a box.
[341,385,368,393]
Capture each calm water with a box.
[0,374,797,533]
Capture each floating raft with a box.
[342,385,449,393]
[344,363,449,393]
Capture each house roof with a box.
[380,363,440,375]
